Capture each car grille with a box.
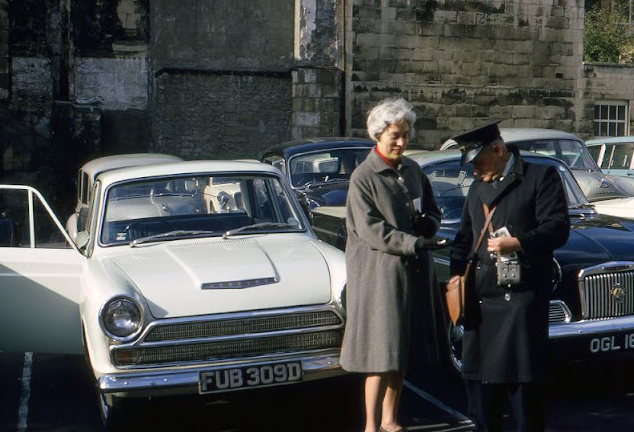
[144,310,342,342]
[111,307,344,367]
[114,330,342,366]
[548,300,571,324]
[578,263,634,320]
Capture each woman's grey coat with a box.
[340,150,441,373]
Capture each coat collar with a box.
[367,146,416,175]
[476,145,524,207]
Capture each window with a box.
[594,102,629,136]
[606,142,634,169]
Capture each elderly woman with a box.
[340,98,443,432]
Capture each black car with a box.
[311,150,634,371]
[261,138,374,211]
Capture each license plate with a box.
[199,361,302,394]
[589,331,634,354]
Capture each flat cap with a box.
[451,120,502,165]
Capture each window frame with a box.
[593,101,630,137]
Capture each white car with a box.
[0,160,347,430]
[66,153,183,241]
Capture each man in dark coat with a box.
[448,121,570,432]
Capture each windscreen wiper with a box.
[130,230,216,247]
[223,222,296,239]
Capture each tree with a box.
[584,5,634,64]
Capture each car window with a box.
[608,143,634,170]
[288,148,371,187]
[510,139,599,170]
[101,174,303,245]
[0,188,73,249]
[586,144,603,167]
[80,171,89,205]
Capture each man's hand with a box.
[486,236,522,255]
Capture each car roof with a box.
[262,137,374,158]
[406,148,562,165]
[500,128,583,143]
[440,128,583,149]
[96,159,278,187]
[585,136,634,146]
[80,153,183,181]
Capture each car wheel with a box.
[448,322,464,373]
[98,392,127,431]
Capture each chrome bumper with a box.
[97,353,344,395]
[549,315,634,339]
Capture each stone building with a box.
[0,0,633,213]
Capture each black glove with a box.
[415,237,452,251]
[412,212,440,238]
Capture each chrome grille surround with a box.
[577,261,634,320]
[110,305,344,368]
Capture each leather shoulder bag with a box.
[445,204,496,325]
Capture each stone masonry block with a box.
[495,39,534,54]
[512,105,536,119]
[294,111,320,127]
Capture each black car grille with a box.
[114,330,343,366]
[112,308,344,367]
[579,268,634,319]
[144,311,342,342]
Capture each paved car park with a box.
[2,351,634,432]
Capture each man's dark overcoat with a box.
[450,146,570,383]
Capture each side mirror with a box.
[75,231,90,249]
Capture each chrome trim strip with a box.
[131,324,345,349]
[549,315,634,339]
[98,353,344,393]
[577,261,634,279]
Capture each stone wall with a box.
[579,62,634,136]
[150,0,297,157]
[154,71,292,159]
[0,0,7,100]
[347,0,585,148]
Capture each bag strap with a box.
[472,203,496,255]
[483,203,495,236]
[461,203,496,284]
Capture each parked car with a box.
[261,138,374,211]
[66,153,183,241]
[311,150,634,371]
[440,128,634,204]
[586,136,634,179]
[0,159,347,430]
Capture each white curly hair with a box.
[366,98,416,142]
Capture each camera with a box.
[492,227,521,286]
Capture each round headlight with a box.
[101,297,143,340]
[337,285,347,313]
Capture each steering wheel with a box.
[440,206,462,220]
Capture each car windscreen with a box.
[100,174,304,245]
[288,148,371,187]
[509,139,600,171]
[421,156,588,222]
